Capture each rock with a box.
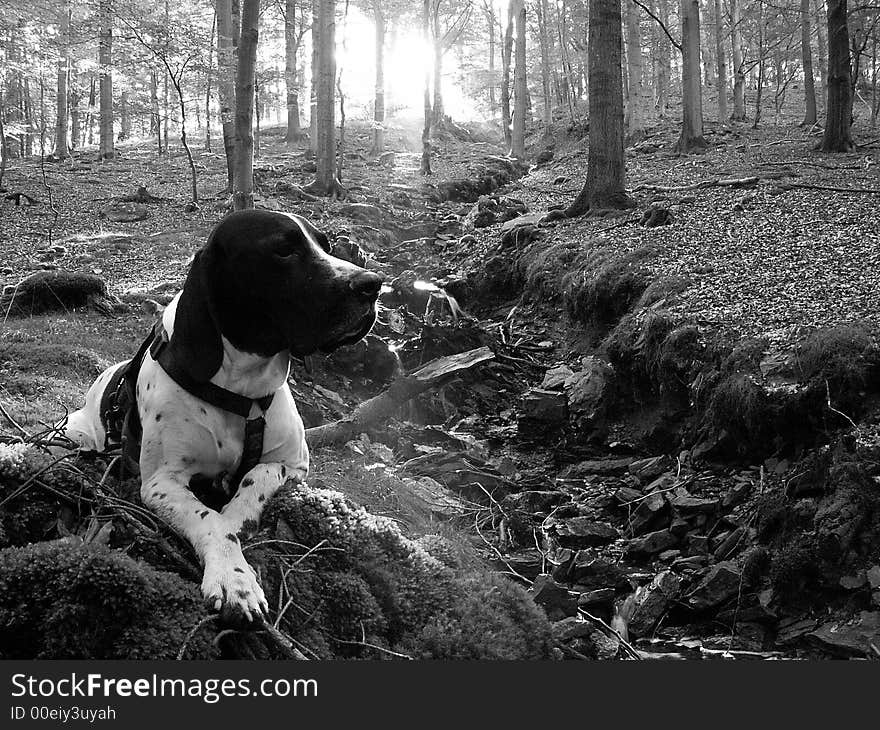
[338,202,386,226]
[540,363,574,391]
[557,555,630,590]
[500,212,545,232]
[535,148,554,165]
[564,357,613,427]
[101,202,148,222]
[560,457,635,479]
[614,487,642,504]
[687,534,710,555]
[553,518,619,549]
[628,491,669,535]
[839,571,867,590]
[502,490,566,514]
[723,481,752,509]
[589,629,620,659]
[530,574,578,620]
[626,529,678,558]
[712,526,748,561]
[684,561,742,611]
[670,489,720,514]
[628,456,671,482]
[517,388,567,438]
[551,616,594,643]
[808,611,880,658]
[577,588,616,609]
[867,565,880,589]
[627,571,681,638]
[495,553,546,581]
[1,270,118,316]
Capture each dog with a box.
[63,210,383,622]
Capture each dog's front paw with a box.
[201,554,268,625]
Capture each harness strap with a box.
[150,322,275,487]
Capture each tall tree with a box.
[510,0,526,159]
[420,0,432,174]
[283,0,306,145]
[730,0,746,119]
[370,1,386,155]
[675,0,707,152]
[565,0,634,216]
[625,0,649,137]
[801,0,818,126]
[306,0,341,195]
[53,0,71,158]
[500,2,514,148]
[232,0,259,209]
[713,0,728,121]
[821,0,854,150]
[217,0,238,191]
[537,0,552,129]
[656,0,671,118]
[98,0,114,159]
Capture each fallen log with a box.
[305,346,494,448]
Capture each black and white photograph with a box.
[0,0,878,697]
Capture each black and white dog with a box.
[64,210,382,622]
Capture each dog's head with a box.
[173,210,382,380]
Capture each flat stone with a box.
[560,457,636,478]
[628,456,671,482]
[518,388,567,425]
[564,556,631,590]
[628,571,681,638]
[551,616,594,643]
[626,529,679,558]
[540,363,574,391]
[809,611,880,658]
[685,561,742,611]
[500,212,544,232]
[502,490,566,514]
[554,518,619,549]
[530,574,577,620]
[671,490,720,514]
[712,526,748,561]
[576,588,616,609]
[629,491,669,535]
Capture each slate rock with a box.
[712,526,748,561]
[626,529,678,558]
[627,571,682,638]
[564,356,613,426]
[554,518,619,549]
[551,616,594,643]
[685,561,742,611]
[502,490,566,514]
[628,456,671,482]
[628,491,669,535]
[808,611,880,657]
[560,556,631,590]
[518,388,567,426]
[670,489,720,514]
[576,588,616,609]
[540,363,574,391]
[531,574,578,620]
[560,457,636,478]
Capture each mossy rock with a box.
[0,271,118,317]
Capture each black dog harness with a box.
[100,321,275,487]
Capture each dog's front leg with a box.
[141,469,269,622]
[221,462,307,536]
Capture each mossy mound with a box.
[0,271,118,317]
[0,444,552,660]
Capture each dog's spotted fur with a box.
[63,210,382,622]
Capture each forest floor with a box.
[2,107,880,660]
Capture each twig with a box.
[578,609,642,660]
[176,614,218,660]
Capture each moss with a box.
[636,275,691,309]
[0,540,214,659]
[704,373,772,452]
[564,251,652,330]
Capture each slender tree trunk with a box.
[487,6,497,116]
[821,0,854,150]
[233,0,259,209]
[624,0,648,137]
[753,2,765,128]
[98,0,114,159]
[538,0,552,129]
[206,12,215,151]
[714,0,728,121]
[675,0,707,152]
[421,0,432,175]
[284,0,303,145]
[370,3,386,155]
[730,0,746,119]
[306,0,340,195]
[500,3,514,148]
[310,0,319,151]
[70,73,81,149]
[815,0,828,104]
[510,0,527,159]
[801,0,818,125]
[656,0,670,117]
[216,0,237,191]
[565,0,633,216]
[53,1,70,157]
[119,90,130,140]
[86,75,96,147]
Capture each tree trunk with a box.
[206,13,214,151]
[307,0,340,195]
[815,0,828,104]
[487,6,497,116]
[565,0,633,216]
[500,3,514,148]
[537,0,552,129]
[310,0,319,151]
[98,0,114,159]
[753,2,765,128]
[656,0,671,117]
[421,0,432,175]
[86,75,96,147]
[730,0,746,120]
[370,4,385,155]
[821,0,854,151]
[216,0,237,191]
[284,0,303,145]
[801,0,818,126]
[432,6,444,125]
[675,0,707,152]
[701,0,716,86]
[510,0,527,159]
[119,90,130,140]
[70,73,81,149]
[624,0,648,137]
[53,1,70,158]
[713,0,728,121]
[233,0,259,210]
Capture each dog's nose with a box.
[349,271,383,298]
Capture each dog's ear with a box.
[166,251,224,382]
[290,213,331,253]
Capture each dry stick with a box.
[825,380,860,432]
[0,401,29,437]
[578,609,642,660]
[474,512,530,585]
[176,615,218,660]
[780,182,880,194]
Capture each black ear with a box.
[165,251,223,382]
[291,214,331,253]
